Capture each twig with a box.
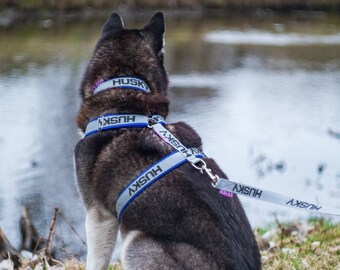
[32,236,42,258]
[58,212,87,246]
[44,208,59,259]
[20,206,42,252]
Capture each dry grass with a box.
[259,218,340,269]
[16,218,338,270]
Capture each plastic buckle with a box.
[148,114,165,127]
[97,115,104,131]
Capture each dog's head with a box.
[80,11,168,99]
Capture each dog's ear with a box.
[101,11,124,37]
[143,12,165,52]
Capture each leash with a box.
[213,179,340,216]
[148,119,340,217]
[84,113,340,217]
[85,79,340,217]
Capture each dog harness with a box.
[84,114,165,137]
[84,113,206,219]
[84,78,340,220]
[116,148,205,220]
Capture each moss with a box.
[261,219,340,269]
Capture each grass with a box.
[16,218,339,270]
[258,218,340,269]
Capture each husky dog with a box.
[75,11,261,270]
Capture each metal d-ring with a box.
[191,159,207,173]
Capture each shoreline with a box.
[0,7,339,28]
[1,0,340,12]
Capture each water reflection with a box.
[0,63,85,255]
[170,67,340,226]
[0,13,339,257]
[205,30,340,46]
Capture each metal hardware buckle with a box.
[191,159,219,184]
[148,114,165,127]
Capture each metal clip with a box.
[203,167,220,184]
[191,159,219,184]
[191,159,207,172]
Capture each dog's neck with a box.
[77,82,169,133]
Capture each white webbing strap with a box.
[150,123,202,164]
[149,119,340,216]
[115,148,205,220]
[83,113,340,217]
[213,178,340,216]
[84,114,165,138]
[93,77,151,95]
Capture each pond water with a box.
[0,11,340,258]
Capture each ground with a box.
[11,218,339,270]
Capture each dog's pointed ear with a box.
[144,12,165,36]
[144,12,165,51]
[101,11,124,36]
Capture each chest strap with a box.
[84,114,166,137]
[115,148,205,220]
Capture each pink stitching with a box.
[92,79,104,92]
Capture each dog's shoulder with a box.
[136,121,202,154]
[167,121,202,148]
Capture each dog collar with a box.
[84,114,166,137]
[116,148,206,220]
[93,77,151,95]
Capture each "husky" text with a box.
[98,115,136,128]
[112,78,149,91]
[286,199,322,211]
[128,165,163,196]
[158,130,194,159]
[232,184,263,198]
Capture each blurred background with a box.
[0,0,340,260]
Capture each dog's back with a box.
[75,11,261,270]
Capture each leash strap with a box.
[84,114,340,217]
[149,123,202,164]
[115,148,205,220]
[148,119,340,217]
[93,77,151,95]
[214,178,340,216]
[84,114,166,137]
